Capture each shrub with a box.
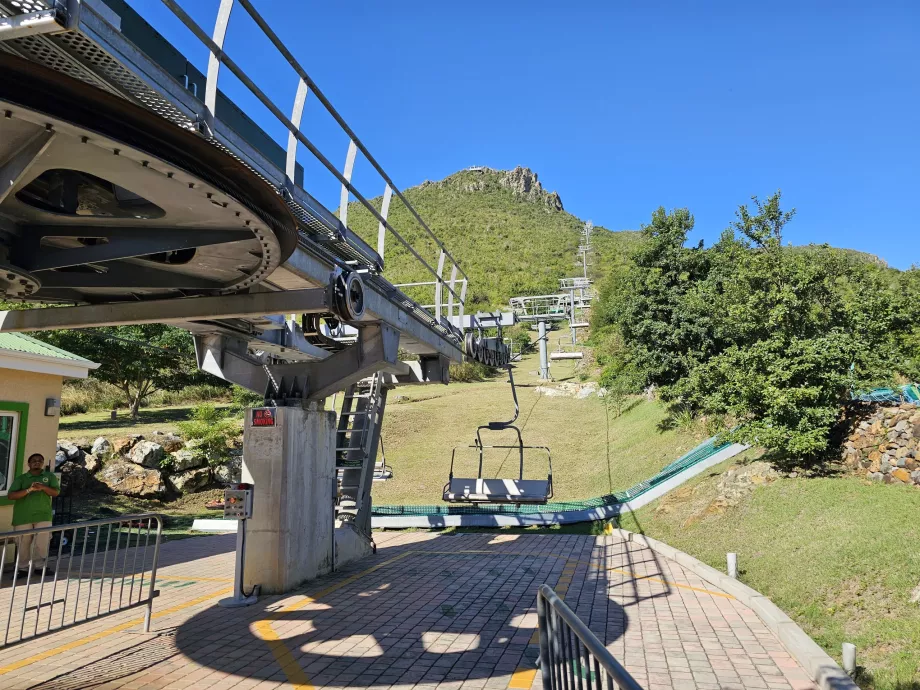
[176,404,240,467]
[449,361,496,383]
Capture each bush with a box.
[61,379,126,415]
[449,361,496,383]
[147,384,232,407]
[230,386,264,412]
[176,404,240,467]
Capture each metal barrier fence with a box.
[537,584,642,690]
[0,514,163,647]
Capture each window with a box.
[0,412,19,496]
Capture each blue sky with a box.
[131,1,918,268]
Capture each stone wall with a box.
[57,432,242,498]
[842,402,920,486]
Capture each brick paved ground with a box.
[0,531,817,690]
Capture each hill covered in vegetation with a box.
[345,166,640,310]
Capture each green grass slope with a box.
[618,466,920,690]
[344,167,640,310]
[373,349,705,506]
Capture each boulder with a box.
[99,461,164,497]
[54,450,68,469]
[895,420,911,433]
[152,432,184,453]
[57,440,83,462]
[128,441,165,468]
[59,460,89,493]
[213,455,242,485]
[91,437,112,456]
[167,467,210,494]
[83,453,101,474]
[170,449,204,472]
[112,435,142,456]
[867,471,884,482]
[891,468,911,483]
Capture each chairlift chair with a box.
[444,317,553,504]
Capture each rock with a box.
[911,583,920,604]
[887,430,900,442]
[91,437,112,456]
[99,461,164,497]
[54,450,68,469]
[499,166,564,211]
[59,461,89,493]
[896,420,911,432]
[535,386,568,397]
[170,449,204,472]
[167,467,210,494]
[575,383,598,399]
[57,440,83,462]
[868,471,884,482]
[906,458,918,471]
[912,470,920,485]
[128,441,165,468]
[213,456,242,484]
[83,453,101,474]
[880,459,892,474]
[895,446,911,459]
[891,468,911,483]
[112,436,142,456]
[152,432,184,453]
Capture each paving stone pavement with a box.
[0,531,817,690]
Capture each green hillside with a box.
[344,166,640,310]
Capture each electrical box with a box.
[223,486,253,520]
[45,398,61,417]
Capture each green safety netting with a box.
[857,384,920,404]
[372,435,733,517]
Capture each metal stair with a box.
[336,372,389,536]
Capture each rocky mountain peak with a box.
[499,166,564,211]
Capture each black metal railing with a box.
[537,584,643,690]
[0,514,163,647]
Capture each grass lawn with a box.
[618,463,920,690]
[374,349,704,505]
[59,403,234,440]
[67,488,227,541]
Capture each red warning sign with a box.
[252,408,276,427]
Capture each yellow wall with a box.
[0,368,64,532]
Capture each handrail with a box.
[0,513,164,647]
[157,0,466,312]
[537,584,643,690]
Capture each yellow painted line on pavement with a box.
[158,575,234,583]
[254,620,313,690]
[509,667,538,688]
[0,586,233,675]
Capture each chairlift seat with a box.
[550,351,583,360]
[443,478,551,504]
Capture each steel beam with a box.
[0,9,64,40]
[19,227,253,272]
[196,323,399,398]
[36,263,224,290]
[0,130,55,205]
[0,286,331,331]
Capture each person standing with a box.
[8,453,60,577]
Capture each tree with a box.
[667,192,901,460]
[38,325,213,417]
[593,206,713,390]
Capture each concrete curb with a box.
[614,529,858,690]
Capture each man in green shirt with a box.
[8,453,60,576]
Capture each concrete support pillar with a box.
[538,320,549,380]
[241,405,336,594]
